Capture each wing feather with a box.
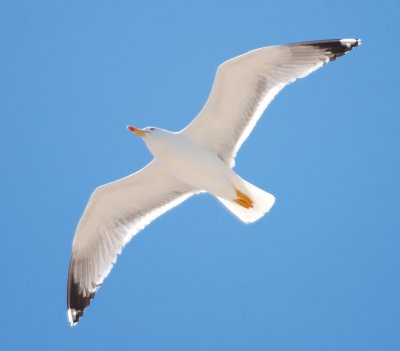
[183,39,360,166]
[67,160,195,325]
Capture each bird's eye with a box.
[150,128,155,131]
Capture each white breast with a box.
[145,132,235,198]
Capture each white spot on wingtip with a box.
[339,38,361,48]
[67,309,77,326]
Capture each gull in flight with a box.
[67,38,361,325]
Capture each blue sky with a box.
[1,0,399,350]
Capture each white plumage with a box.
[67,38,361,325]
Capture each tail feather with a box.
[218,180,275,224]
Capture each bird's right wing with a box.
[67,160,196,325]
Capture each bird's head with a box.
[127,125,176,158]
[127,125,159,137]
[127,125,171,147]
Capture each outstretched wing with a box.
[183,39,360,167]
[67,160,196,325]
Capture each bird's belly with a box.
[154,140,235,198]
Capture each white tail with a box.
[217,180,275,224]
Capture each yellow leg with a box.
[234,189,254,209]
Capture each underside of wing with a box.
[183,39,360,167]
[67,160,196,325]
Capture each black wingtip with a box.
[314,38,361,61]
[67,258,96,326]
[290,38,361,61]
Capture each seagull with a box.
[67,38,361,325]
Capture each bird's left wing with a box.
[182,39,360,167]
[67,160,196,325]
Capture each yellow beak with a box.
[127,125,145,137]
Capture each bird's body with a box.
[146,129,231,197]
[143,129,256,203]
[67,38,361,325]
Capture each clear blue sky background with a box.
[1,1,399,350]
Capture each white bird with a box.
[67,38,361,325]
